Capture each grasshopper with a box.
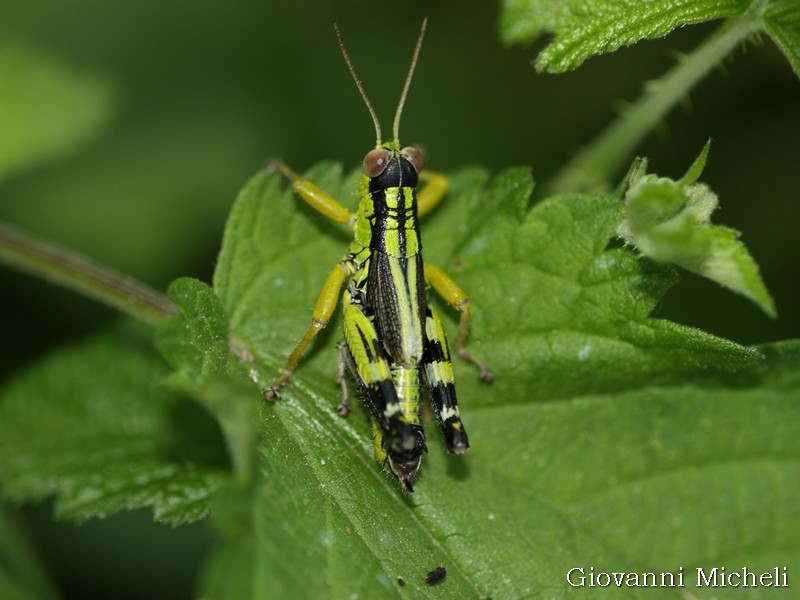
[266,19,492,492]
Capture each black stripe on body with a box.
[355,327,374,363]
[366,251,427,366]
[368,187,419,258]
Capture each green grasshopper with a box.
[265,19,492,492]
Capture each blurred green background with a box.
[1,0,798,597]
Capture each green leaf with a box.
[0,45,112,183]
[499,0,751,73]
[200,340,800,598]
[762,0,800,77]
[0,507,60,600]
[180,163,781,597]
[156,277,260,479]
[618,142,777,317]
[0,329,229,525]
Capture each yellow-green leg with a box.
[416,170,449,218]
[264,161,355,400]
[264,263,347,400]
[424,263,494,382]
[269,160,353,225]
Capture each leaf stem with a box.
[547,3,767,195]
[0,222,177,325]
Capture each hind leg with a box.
[422,305,469,453]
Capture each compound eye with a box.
[401,146,424,173]
[363,148,391,177]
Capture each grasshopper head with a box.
[363,144,424,189]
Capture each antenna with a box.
[392,18,427,144]
[335,23,383,146]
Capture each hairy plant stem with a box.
[0,222,177,325]
[548,4,767,195]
